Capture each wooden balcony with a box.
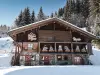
[15,42,92,55]
[39,42,92,54]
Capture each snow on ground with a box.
[89,47,100,65]
[0,37,14,52]
[0,37,14,67]
[0,54,9,58]
[0,66,100,75]
[0,37,100,75]
[0,53,13,67]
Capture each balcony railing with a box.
[15,42,92,55]
[40,42,92,54]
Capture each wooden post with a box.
[39,42,40,53]
[71,43,73,64]
[18,46,19,54]
[55,54,57,64]
[15,45,17,58]
[39,42,40,65]
[55,42,56,64]
[87,43,92,55]
[55,42,56,52]
[22,42,23,52]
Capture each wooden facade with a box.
[8,18,96,66]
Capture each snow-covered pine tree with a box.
[21,7,31,26]
[86,0,100,33]
[31,10,35,23]
[15,11,23,27]
[15,19,19,27]
[64,0,71,21]
[37,7,46,21]
[50,13,54,18]
[89,0,100,48]
[76,0,81,13]
[58,8,64,18]
[81,0,89,19]
[54,11,58,17]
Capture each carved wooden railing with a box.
[40,42,92,54]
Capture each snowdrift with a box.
[89,47,100,65]
[0,37,14,52]
[0,37,14,67]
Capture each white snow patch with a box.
[0,53,13,67]
[0,66,100,75]
[0,37,14,67]
[0,37,14,52]
[0,37,13,41]
[81,27,87,31]
[89,47,100,65]
[0,54,9,58]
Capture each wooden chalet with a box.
[8,18,96,66]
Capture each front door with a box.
[25,55,31,66]
[44,56,50,65]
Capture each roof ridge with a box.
[8,17,96,39]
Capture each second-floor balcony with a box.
[39,42,92,54]
[15,42,92,55]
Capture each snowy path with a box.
[1,66,100,75]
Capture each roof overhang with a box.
[8,17,96,39]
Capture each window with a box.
[23,43,28,50]
[41,56,44,60]
[28,43,33,50]
[74,56,81,63]
[57,55,62,61]
[64,55,68,60]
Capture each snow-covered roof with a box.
[8,17,96,39]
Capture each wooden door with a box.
[25,55,31,66]
[44,56,50,65]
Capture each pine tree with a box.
[64,1,68,20]
[31,10,35,23]
[89,0,100,17]
[70,0,75,13]
[22,7,31,26]
[81,0,89,19]
[58,8,64,17]
[15,19,19,26]
[50,13,54,18]
[37,7,45,21]
[89,0,100,34]
[15,11,23,27]
[64,0,71,21]
[54,11,58,17]
[76,0,81,13]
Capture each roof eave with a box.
[8,17,96,39]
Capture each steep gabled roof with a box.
[8,17,96,39]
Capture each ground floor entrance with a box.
[19,54,88,66]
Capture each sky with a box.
[0,0,66,26]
